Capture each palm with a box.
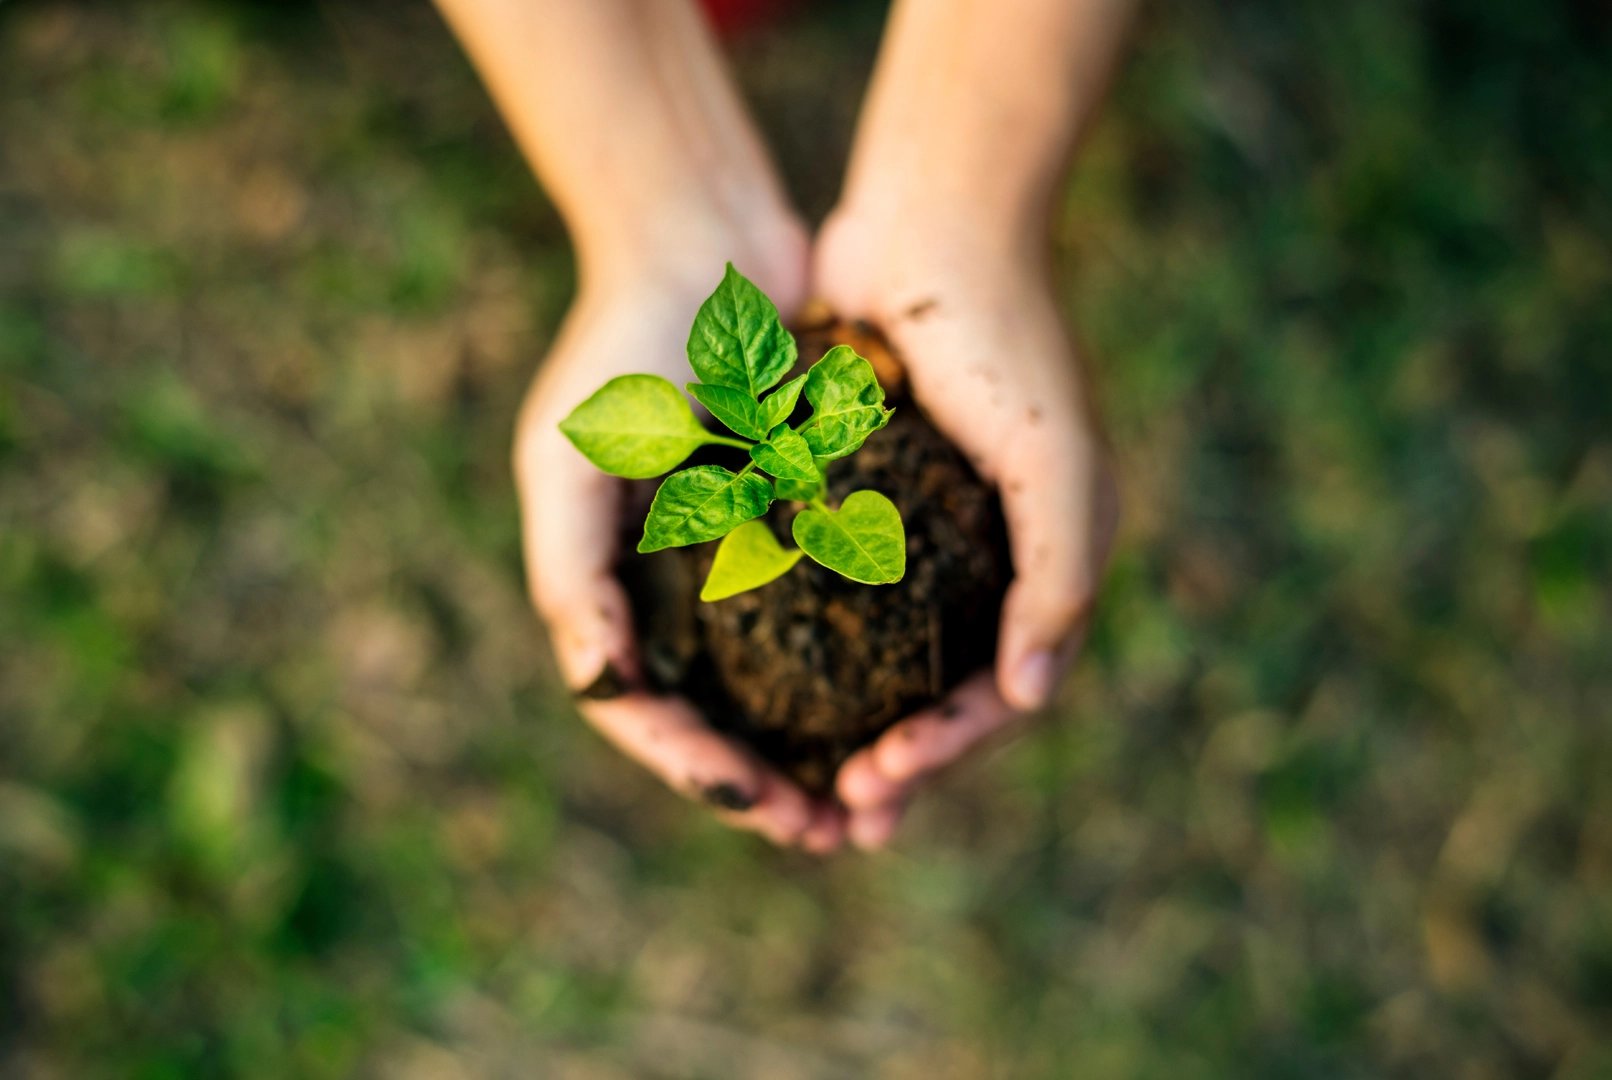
[811,221,1119,847]
[515,270,844,852]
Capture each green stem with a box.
[705,434,755,451]
[808,494,829,512]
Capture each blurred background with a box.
[2,1,1610,1076]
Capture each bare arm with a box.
[435,0,832,849]
[836,0,1136,259]
[433,0,805,295]
[818,0,1136,847]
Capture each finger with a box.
[870,671,1019,784]
[994,436,1119,710]
[847,800,906,851]
[514,421,636,688]
[580,694,813,845]
[836,745,906,810]
[837,672,1020,811]
[799,800,848,855]
[712,772,816,848]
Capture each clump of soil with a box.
[619,317,1010,794]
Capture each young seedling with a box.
[559,264,905,601]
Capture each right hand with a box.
[809,205,1121,848]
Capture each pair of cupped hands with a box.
[515,203,1119,853]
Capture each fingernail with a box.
[1011,650,1056,710]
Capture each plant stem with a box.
[705,434,755,451]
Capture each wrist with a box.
[815,197,1051,322]
[576,199,810,317]
[832,173,1053,268]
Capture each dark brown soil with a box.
[618,319,1010,795]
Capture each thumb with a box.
[540,572,641,694]
[994,435,1119,711]
[516,422,639,692]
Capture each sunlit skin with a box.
[435,0,1135,851]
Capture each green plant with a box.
[559,264,905,600]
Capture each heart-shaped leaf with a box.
[559,374,714,479]
[700,521,804,601]
[639,466,775,552]
[800,345,893,460]
[756,373,807,432]
[686,381,766,441]
[748,425,819,481]
[791,489,905,584]
[686,263,797,398]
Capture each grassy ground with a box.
[2,1,1610,1077]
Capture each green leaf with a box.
[700,521,803,601]
[638,466,775,553]
[686,263,797,397]
[800,345,894,460]
[774,474,821,501]
[558,374,715,479]
[749,425,819,481]
[773,455,829,502]
[791,489,906,584]
[756,373,807,432]
[686,382,765,441]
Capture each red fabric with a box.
[699,0,797,37]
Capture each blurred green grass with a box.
[1,1,1610,1077]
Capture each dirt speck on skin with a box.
[699,782,756,812]
[903,297,939,320]
[576,662,633,701]
[622,320,1011,794]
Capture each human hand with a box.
[810,210,1121,848]
[514,231,849,852]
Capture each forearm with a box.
[434,0,801,291]
[838,0,1138,256]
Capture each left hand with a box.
[811,208,1121,849]
[514,226,849,852]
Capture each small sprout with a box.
[559,263,905,599]
[757,373,808,432]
